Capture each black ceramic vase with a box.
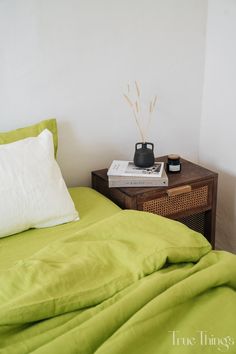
[133,142,155,168]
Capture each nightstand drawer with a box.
[142,182,211,218]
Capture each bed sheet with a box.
[0,187,120,270]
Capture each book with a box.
[108,169,168,187]
[107,160,164,178]
[107,161,168,188]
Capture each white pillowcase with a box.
[0,129,79,238]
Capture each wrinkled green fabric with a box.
[0,209,235,354]
[0,187,120,269]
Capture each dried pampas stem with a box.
[149,101,153,113]
[123,94,133,108]
[123,82,157,143]
[152,96,157,110]
[135,81,141,97]
[132,109,145,142]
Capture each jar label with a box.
[169,165,181,172]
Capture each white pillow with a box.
[0,129,79,238]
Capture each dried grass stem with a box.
[123,82,157,143]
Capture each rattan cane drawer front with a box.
[142,185,209,217]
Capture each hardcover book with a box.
[107,161,168,188]
[107,160,164,178]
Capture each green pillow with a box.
[0,119,58,156]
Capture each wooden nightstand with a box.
[91,156,218,248]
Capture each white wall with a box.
[0,0,207,186]
[199,0,236,252]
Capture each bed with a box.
[0,186,235,354]
[0,120,235,354]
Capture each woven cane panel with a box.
[179,212,205,235]
[143,185,208,216]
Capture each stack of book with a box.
[107,160,168,188]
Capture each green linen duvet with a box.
[0,199,236,353]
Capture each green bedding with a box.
[0,187,120,269]
[0,189,235,354]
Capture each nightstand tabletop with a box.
[92,156,217,196]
